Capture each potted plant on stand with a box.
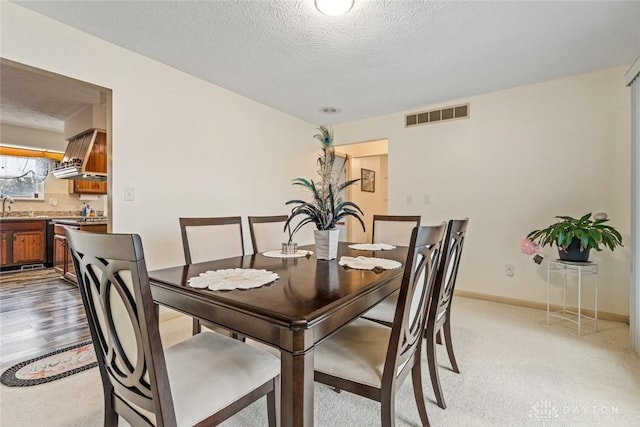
[526,212,623,262]
[284,125,365,260]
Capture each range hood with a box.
[52,128,107,181]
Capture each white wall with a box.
[1,2,317,268]
[0,123,67,151]
[335,66,632,316]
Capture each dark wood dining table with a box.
[148,242,407,427]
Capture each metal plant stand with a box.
[546,260,599,335]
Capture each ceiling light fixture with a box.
[315,0,354,16]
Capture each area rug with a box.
[0,341,96,387]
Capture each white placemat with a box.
[188,268,279,290]
[348,243,396,251]
[262,250,313,258]
[339,256,402,270]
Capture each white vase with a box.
[314,229,340,260]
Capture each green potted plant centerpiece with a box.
[526,212,622,262]
[284,125,365,260]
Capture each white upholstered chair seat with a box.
[314,318,394,388]
[362,291,398,325]
[165,332,280,426]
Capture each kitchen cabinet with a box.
[1,231,8,267]
[53,221,107,283]
[69,130,107,195]
[70,180,107,194]
[53,228,71,278]
[0,220,46,269]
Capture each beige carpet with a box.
[1,297,638,426]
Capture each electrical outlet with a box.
[48,198,57,206]
[406,195,413,205]
[505,264,514,277]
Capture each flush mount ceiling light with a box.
[315,0,354,16]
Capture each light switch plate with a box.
[124,187,135,201]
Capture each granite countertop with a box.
[0,216,107,224]
[51,218,108,226]
[0,216,75,222]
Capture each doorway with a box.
[336,139,389,243]
[0,59,113,225]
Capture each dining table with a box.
[148,242,407,427]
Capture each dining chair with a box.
[179,216,244,335]
[314,223,446,427]
[248,215,289,254]
[425,218,469,409]
[362,218,470,410]
[372,214,421,246]
[66,229,280,427]
[179,216,244,264]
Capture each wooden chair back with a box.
[429,218,469,328]
[248,215,289,254]
[384,223,446,384]
[179,216,244,264]
[372,214,421,246]
[67,229,176,426]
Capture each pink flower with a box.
[520,238,538,255]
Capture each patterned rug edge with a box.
[0,341,96,387]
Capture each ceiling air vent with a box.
[405,103,469,128]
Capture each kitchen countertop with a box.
[0,216,108,224]
[51,218,108,226]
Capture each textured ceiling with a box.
[0,61,102,132]
[4,0,640,130]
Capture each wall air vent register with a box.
[405,103,469,128]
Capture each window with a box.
[0,155,49,200]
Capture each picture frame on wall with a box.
[361,168,375,193]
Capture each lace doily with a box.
[348,243,396,251]
[188,268,279,291]
[338,256,402,271]
[262,250,313,258]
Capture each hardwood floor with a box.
[0,269,90,369]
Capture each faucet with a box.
[2,196,14,217]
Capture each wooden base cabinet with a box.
[1,231,8,267]
[0,220,46,269]
[53,223,107,283]
[53,224,77,283]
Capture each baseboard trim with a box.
[454,290,630,324]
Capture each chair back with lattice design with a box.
[430,218,469,328]
[383,223,445,383]
[67,229,175,426]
